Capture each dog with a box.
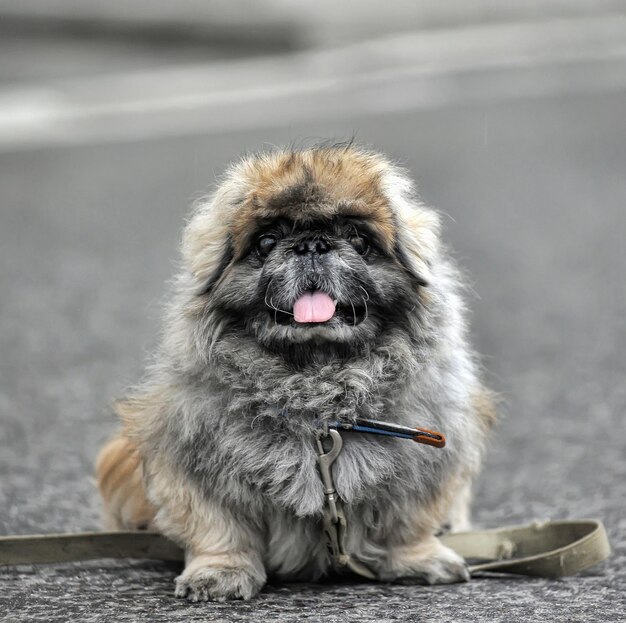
[96,143,496,601]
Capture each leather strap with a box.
[330,419,446,448]
[0,519,610,578]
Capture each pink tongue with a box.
[293,291,336,323]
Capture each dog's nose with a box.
[294,238,330,255]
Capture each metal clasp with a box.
[316,428,343,523]
[314,427,378,580]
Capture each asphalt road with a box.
[0,90,625,622]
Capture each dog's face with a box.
[183,146,441,360]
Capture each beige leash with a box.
[0,519,610,579]
[440,519,611,578]
[0,531,183,566]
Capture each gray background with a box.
[0,2,625,621]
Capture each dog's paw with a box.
[399,545,469,585]
[383,538,470,586]
[175,564,265,602]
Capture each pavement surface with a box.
[0,87,625,621]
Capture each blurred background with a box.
[0,1,625,620]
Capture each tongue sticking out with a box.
[293,291,336,323]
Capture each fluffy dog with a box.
[96,144,495,601]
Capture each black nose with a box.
[293,238,330,255]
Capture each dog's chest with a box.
[224,427,410,514]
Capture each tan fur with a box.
[230,150,396,256]
[113,391,164,437]
[95,434,155,530]
[96,389,175,531]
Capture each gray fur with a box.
[123,146,490,597]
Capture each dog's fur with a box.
[96,144,496,601]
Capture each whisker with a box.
[347,294,357,327]
[360,293,369,322]
[269,297,294,317]
[263,281,278,324]
[264,282,294,320]
[264,279,273,307]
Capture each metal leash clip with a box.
[315,428,377,580]
[316,428,343,524]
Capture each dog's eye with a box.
[348,234,369,255]
[257,234,277,258]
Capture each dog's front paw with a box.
[175,559,266,602]
[400,545,469,585]
[383,537,470,586]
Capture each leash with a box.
[0,531,183,566]
[0,520,610,579]
[0,419,611,580]
[440,519,611,578]
[329,417,446,448]
[313,421,610,580]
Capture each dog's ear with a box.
[182,182,238,293]
[384,171,441,287]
